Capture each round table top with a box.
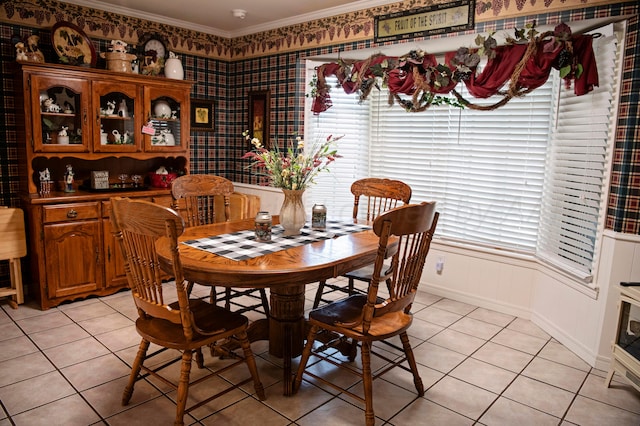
[156,217,380,288]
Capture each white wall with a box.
[422,231,640,370]
[233,182,284,214]
[233,183,640,370]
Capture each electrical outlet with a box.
[436,257,444,274]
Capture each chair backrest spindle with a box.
[171,174,234,227]
[351,178,412,222]
[110,197,191,330]
[361,201,438,335]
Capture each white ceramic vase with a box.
[279,189,306,236]
[154,100,172,118]
[164,52,184,80]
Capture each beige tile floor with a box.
[1,279,639,425]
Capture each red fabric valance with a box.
[311,24,598,114]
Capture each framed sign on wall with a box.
[190,98,215,132]
[248,90,270,149]
[374,0,475,43]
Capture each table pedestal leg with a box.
[269,284,305,395]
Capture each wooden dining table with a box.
[155,216,380,395]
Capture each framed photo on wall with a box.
[248,90,270,149]
[191,98,215,132]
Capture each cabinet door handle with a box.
[67,209,78,218]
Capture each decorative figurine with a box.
[105,100,116,115]
[57,126,69,144]
[64,164,75,192]
[100,125,108,144]
[111,129,123,144]
[39,168,51,195]
[160,128,175,145]
[109,39,128,53]
[23,35,45,63]
[42,98,60,113]
[15,42,27,61]
[101,40,137,73]
[63,101,74,114]
[141,52,163,76]
[117,99,129,117]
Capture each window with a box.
[305,24,621,281]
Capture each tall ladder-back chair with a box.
[294,202,438,426]
[312,177,412,308]
[171,174,270,316]
[110,197,265,426]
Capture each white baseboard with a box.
[420,282,532,319]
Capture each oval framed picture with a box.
[51,21,97,67]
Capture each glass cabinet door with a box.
[30,75,90,153]
[92,81,141,153]
[144,86,189,152]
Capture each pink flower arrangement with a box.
[242,131,342,190]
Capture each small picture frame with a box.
[248,90,270,149]
[190,98,215,132]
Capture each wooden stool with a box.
[0,207,27,309]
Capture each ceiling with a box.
[63,0,401,37]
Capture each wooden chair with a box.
[312,178,412,308]
[294,202,438,426]
[171,174,270,316]
[110,197,265,426]
[0,207,26,309]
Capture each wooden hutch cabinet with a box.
[14,62,193,309]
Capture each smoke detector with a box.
[232,9,247,19]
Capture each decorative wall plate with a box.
[51,21,97,67]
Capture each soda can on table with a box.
[312,204,327,230]
[254,211,272,241]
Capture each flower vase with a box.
[279,189,306,236]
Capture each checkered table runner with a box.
[182,220,371,261]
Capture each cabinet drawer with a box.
[43,202,100,223]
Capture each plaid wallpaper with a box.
[0,3,638,285]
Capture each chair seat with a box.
[309,294,411,340]
[135,299,248,349]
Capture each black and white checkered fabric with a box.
[182,220,371,261]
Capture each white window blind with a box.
[537,26,620,279]
[305,23,621,280]
[369,81,552,251]
[305,61,370,219]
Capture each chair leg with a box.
[174,350,193,426]
[237,330,266,400]
[348,339,358,362]
[312,281,326,309]
[195,348,204,368]
[293,324,320,393]
[259,289,270,317]
[361,341,375,426]
[348,277,355,295]
[225,288,232,310]
[209,286,217,305]
[122,339,150,405]
[400,332,424,395]
[185,281,194,296]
